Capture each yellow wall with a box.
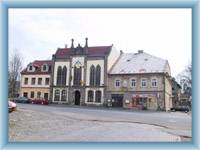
[20,87,50,100]
[164,76,172,111]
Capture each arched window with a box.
[95,90,101,103]
[74,66,82,85]
[96,65,101,86]
[61,90,66,101]
[90,65,95,86]
[62,66,67,85]
[88,90,94,102]
[56,66,62,85]
[54,90,60,101]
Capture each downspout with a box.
[163,74,166,111]
[50,55,55,104]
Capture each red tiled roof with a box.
[21,60,52,75]
[32,60,52,67]
[55,46,112,58]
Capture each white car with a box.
[8,101,17,112]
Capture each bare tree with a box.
[8,50,23,98]
[176,63,192,96]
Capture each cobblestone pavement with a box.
[9,105,186,142]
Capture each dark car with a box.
[31,98,48,105]
[14,96,31,103]
[171,105,190,113]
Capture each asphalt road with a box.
[10,103,192,141]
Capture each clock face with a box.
[74,60,82,68]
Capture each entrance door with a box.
[111,94,123,107]
[23,92,28,98]
[75,90,81,105]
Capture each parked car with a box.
[171,105,190,113]
[13,96,31,103]
[31,98,48,105]
[8,101,17,112]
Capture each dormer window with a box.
[42,64,48,72]
[29,66,33,70]
[27,64,35,72]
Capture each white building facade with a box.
[50,38,120,106]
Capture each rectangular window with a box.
[61,90,66,101]
[151,79,157,87]
[88,90,94,102]
[45,78,50,85]
[44,93,48,100]
[30,91,34,98]
[115,80,121,87]
[130,79,136,87]
[54,90,60,101]
[37,92,41,98]
[38,78,42,85]
[141,79,147,87]
[24,78,28,85]
[31,78,36,85]
[95,91,101,103]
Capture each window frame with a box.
[141,78,147,87]
[45,77,50,85]
[130,78,136,87]
[37,91,41,98]
[87,90,94,102]
[38,78,42,85]
[95,90,101,103]
[24,78,28,85]
[54,89,60,101]
[89,65,95,86]
[31,78,36,85]
[56,66,62,85]
[115,79,121,87]
[30,91,34,98]
[96,65,101,86]
[61,90,66,101]
[151,78,157,87]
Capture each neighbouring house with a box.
[50,38,120,105]
[171,78,181,107]
[107,50,173,111]
[20,60,52,100]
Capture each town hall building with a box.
[50,38,120,106]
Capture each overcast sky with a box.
[9,8,191,77]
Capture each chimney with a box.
[65,44,67,48]
[120,50,123,55]
[138,50,144,53]
[85,37,88,48]
[84,37,88,54]
[71,38,74,49]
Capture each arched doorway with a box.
[75,90,81,105]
